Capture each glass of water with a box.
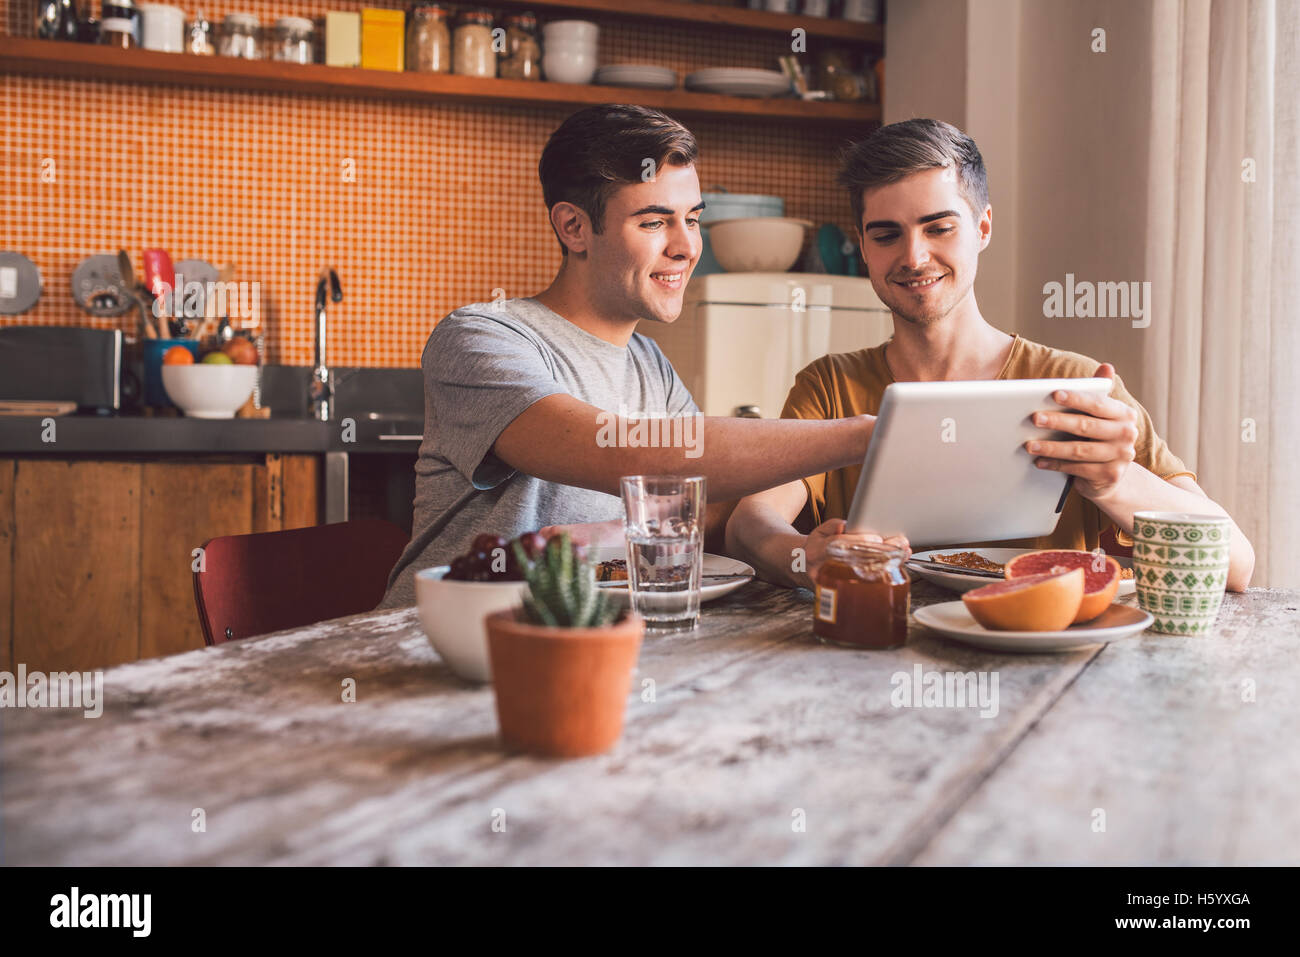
[619,475,706,631]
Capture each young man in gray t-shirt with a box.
[379,105,884,608]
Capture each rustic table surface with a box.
[4,577,1298,866]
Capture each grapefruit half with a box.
[961,568,1084,632]
[1005,550,1122,624]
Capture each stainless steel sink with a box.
[261,365,423,524]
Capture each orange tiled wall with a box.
[2,1,868,366]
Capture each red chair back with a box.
[1100,525,1134,559]
[192,520,409,646]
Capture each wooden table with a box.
[4,578,1298,865]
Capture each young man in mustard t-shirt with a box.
[726,119,1254,593]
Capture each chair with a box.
[192,519,410,646]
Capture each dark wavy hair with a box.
[837,118,989,228]
[539,104,699,253]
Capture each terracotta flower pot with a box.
[485,608,644,758]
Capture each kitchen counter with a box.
[0,415,334,454]
[5,578,1296,865]
[0,366,425,454]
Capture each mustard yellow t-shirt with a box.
[780,334,1195,552]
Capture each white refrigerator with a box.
[639,273,895,418]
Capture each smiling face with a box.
[581,162,704,326]
[857,167,992,327]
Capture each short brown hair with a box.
[539,105,699,253]
[837,119,989,228]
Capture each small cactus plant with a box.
[512,533,619,628]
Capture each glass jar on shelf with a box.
[101,16,137,48]
[812,541,910,649]
[272,16,315,64]
[452,8,496,79]
[186,10,215,55]
[218,12,261,59]
[498,12,540,81]
[100,0,140,48]
[407,4,452,73]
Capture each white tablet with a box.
[844,377,1114,547]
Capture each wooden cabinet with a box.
[0,455,320,673]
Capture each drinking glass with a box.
[619,475,706,630]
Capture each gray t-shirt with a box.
[377,298,699,608]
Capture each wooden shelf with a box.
[495,0,884,45]
[0,38,882,127]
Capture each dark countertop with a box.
[0,366,425,455]
[0,415,335,454]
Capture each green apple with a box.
[201,351,234,365]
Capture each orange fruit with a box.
[1005,550,1122,623]
[162,345,194,365]
[962,568,1084,632]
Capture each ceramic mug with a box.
[1131,511,1231,635]
[139,3,185,52]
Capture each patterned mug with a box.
[1131,511,1231,635]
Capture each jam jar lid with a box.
[458,8,495,25]
[825,540,907,565]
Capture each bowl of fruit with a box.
[160,338,259,419]
[415,531,549,683]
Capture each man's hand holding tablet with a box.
[1026,363,1140,500]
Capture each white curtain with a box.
[1143,0,1300,587]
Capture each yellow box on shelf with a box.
[361,9,405,72]
[325,12,361,68]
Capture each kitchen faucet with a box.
[310,267,342,421]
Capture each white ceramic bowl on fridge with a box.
[707,217,813,273]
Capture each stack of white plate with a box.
[685,68,792,98]
[593,64,678,90]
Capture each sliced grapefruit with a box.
[961,568,1084,632]
[1005,549,1122,624]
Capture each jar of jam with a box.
[813,541,910,648]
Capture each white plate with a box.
[913,601,1153,653]
[906,548,1136,596]
[595,65,677,89]
[591,550,755,606]
[596,76,678,90]
[685,69,791,98]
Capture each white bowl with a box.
[415,567,529,683]
[543,51,598,84]
[707,217,813,272]
[161,364,258,418]
[543,19,599,40]
[542,40,597,54]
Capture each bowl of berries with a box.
[414,531,548,683]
